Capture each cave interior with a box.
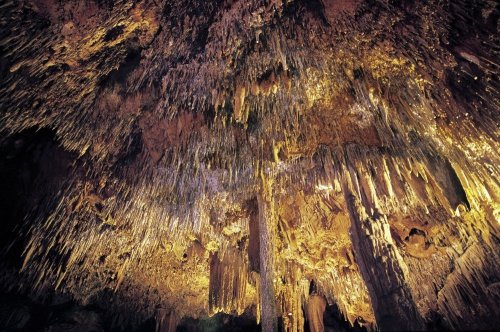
[0,0,499,331]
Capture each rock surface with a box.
[0,0,499,330]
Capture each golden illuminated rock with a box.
[0,0,498,331]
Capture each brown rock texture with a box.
[0,0,499,331]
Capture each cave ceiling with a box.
[0,0,499,331]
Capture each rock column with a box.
[257,170,279,332]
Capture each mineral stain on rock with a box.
[0,0,499,331]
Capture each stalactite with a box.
[0,0,498,330]
[341,162,425,331]
[209,249,248,315]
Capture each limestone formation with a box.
[0,0,499,331]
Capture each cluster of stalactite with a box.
[0,0,499,331]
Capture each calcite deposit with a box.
[0,0,499,331]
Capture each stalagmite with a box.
[257,168,279,332]
[305,281,327,332]
[155,309,178,332]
